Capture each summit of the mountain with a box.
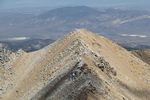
[0,29,150,100]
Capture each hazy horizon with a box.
[0,0,150,51]
[0,0,150,10]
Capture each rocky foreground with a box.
[0,29,150,100]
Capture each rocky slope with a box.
[0,29,150,100]
[0,48,25,97]
[132,49,150,65]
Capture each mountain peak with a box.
[67,29,92,38]
[1,29,150,100]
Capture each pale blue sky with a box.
[0,0,149,9]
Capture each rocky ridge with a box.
[0,48,25,97]
[0,29,150,100]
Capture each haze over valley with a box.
[0,6,150,51]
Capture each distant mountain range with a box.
[0,6,150,49]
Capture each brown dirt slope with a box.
[0,29,150,100]
[132,49,150,65]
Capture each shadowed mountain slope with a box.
[132,49,150,65]
[0,29,150,100]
